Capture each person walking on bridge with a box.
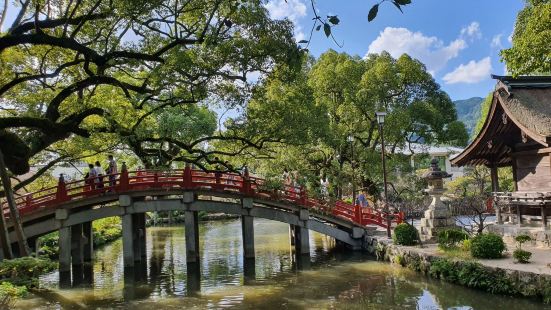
[106,155,118,188]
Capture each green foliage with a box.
[513,249,532,264]
[453,97,483,137]
[0,257,56,288]
[501,0,551,75]
[92,217,122,247]
[461,239,472,252]
[473,93,493,137]
[437,228,469,249]
[429,258,515,295]
[470,233,506,259]
[513,234,532,263]
[515,234,532,245]
[393,223,418,246]
[0,281,27,310]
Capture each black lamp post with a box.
[376,112,391,238]
[348,134,355,207]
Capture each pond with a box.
[16,218,547,309]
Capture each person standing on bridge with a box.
[86,163,97,190]
[106,155,118,188]
[356,190,369,208]
[94,161,106,189]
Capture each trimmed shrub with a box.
[513,249,532,264]
[471,233,506,259]
[393,223,418,246]
[513,234,532,263]
[460,239,472,252]
[437,228,469,249]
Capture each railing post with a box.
[119,162,129,192]
[215,171,222,190]
[153,171,159,186]
[299,186,307,206]
[183,164,193,188]
[242,170,251,196]
[56,174,68,202]
[354,204,362,224]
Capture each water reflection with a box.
[18,218,547,309]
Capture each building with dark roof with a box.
[451,75,551,239]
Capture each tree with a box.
[230,50,468,200]
[0,0,301,178]
[500,0,551,76]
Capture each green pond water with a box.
[16,218,548,309]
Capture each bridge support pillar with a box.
[59,226,71,273]
[293,225,310,256]
[241,215,255,259]
[185,210,200,263]
[133,213,147,260]
[82,222,93,263]
[122,214,135,267]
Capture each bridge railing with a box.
[3,167,404,230]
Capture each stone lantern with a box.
[419,158,455,241]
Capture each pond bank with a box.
[363,235,551,303]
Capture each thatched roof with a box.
[451,75,551,167]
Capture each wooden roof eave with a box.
[451,92,500,167]
[496,87,549,148]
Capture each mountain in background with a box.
[453,97,483,137]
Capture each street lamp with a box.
[347,135,355,207]
[376,112,391,238]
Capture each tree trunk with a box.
[0,149,30,256]
[0,0,7,32]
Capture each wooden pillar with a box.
[241,215,255,259]
[490,164,502,224]
[185,210,200,263]
[517,206,522,227]
[542,207,547,229]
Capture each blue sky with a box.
[266,0,525,100]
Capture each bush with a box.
[513,234,532,263]
[0,281,27,310]
[460,239,472,252]
[393,223,418,246]
[428,258,514,295]
[437,228,469,249]
[513,249,532,264]
[0,257,56,287]
[470,233,506,259]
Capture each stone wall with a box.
[362,236,551,303]
[488,225,551,248]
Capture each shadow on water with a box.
[19,218,549,309]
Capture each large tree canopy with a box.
[0,0,302,177]
[501,0,551,75]
[229,50,468,198]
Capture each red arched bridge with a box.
[3,166,403,281]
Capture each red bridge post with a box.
[119,162,129,192]
[354,204,362,225]
[183,164,192,188]
[299,186,307,206]
[242,170,251,196]
[56,174,68,202]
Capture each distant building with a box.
[399,144,466,180]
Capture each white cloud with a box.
[265,0,307,41]
[460,21,482,40]
[366,27,467,75]
[443,57,492,84]
[491,34,503,49]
